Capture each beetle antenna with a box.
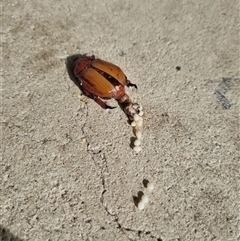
[127,82,138,89]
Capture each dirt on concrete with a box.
[1,0,239,240]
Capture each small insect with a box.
[74,55,141,121]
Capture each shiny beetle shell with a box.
[73,55,139,118]
[74,56,132,101]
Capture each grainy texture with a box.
[1,0,239,241]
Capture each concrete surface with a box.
[1,0,239,240]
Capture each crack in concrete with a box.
[80,108,162,240]
[80,103,89,138]
[98,153,162,241]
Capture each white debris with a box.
[139,110,144,117]
[133,113,140,122]
[134,139,141,146]
[133,146,142,153]
[131,121,137,127]
[132,106,144,153]
[147,182,154,191]
[141,195,149,204]
[135,130,142,139]
[137,201,145,210]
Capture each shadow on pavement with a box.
[0,225,23,241]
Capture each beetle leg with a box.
[93,96,116,109]
[126,79,138,89]
[80,87,116,109]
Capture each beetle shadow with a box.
[0,225,24,241]
[65,54,88,90]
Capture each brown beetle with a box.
[74,55,141,121]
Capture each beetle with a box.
[74,55,141,121]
